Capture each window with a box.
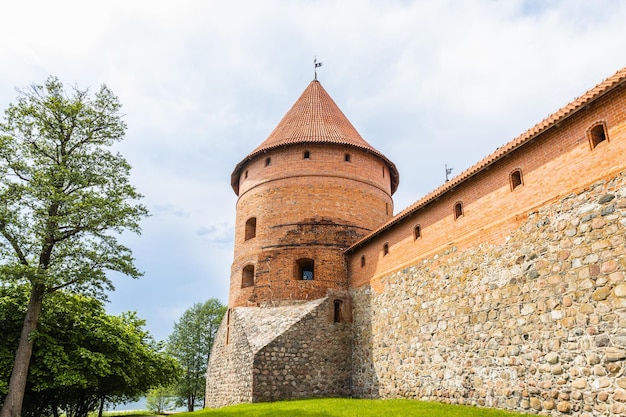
[589,122,608,149]
[454,202,463,219]
[265,157,271,166]
[414,225,421,240]
[245,217,256,240]
[510,169,523,190]
[385,203,389,215]
[383,242,389,256]
[244,170,248,179]
[242,265,254,288]
[333,299,343,323]
[226,309,231,344]
[303,150,310,159]
[297,258,314,280]
[360,255,366,267]
[345,153,351,162]
[382,166,385,177]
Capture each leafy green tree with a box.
[145,385,177,414]
[0,285,180,417]
[0,76,148,417]
[167,299,226,411]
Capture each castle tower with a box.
[228,79,399,307]
[207,79,399,407]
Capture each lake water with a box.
[108,397,186,412]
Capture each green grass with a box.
[98,412,157,417]
[177,398,534,417]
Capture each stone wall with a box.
[205,308,255,408]
[206,296,352,408]
[351,172,626,416]
[253,296,352,402]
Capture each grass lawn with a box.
[174,398,535,417]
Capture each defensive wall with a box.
[207,68,626,415]
[347,70,626,416]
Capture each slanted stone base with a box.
[206,296,352,408]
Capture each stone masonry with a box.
[207,296,351,407]
[351,172,626,416]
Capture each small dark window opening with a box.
[383,242,389,256]
[333,299,343,323]
[589,123,608,149]
[242,265,254,288]
[244,170,248,179]
[297,258,314,280]
[414,225,421,240]
[385,202,389,215]
[303,150,310,159]
[454,202,463,219]
[226,309,231,344]
[510,169,523,190]
[345,153,351,162]
[245,217,256,240]
[265,157,271,166]
[382,166,385,177]
[360,255,366,267]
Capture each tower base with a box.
[206,296,352,408]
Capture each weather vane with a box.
[445,164,453,182]
[314,56,323,80]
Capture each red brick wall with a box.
[349,83,626,291]
[230,143,395,306]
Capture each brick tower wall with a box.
[230,143,394,307]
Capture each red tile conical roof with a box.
[231,80,399,195]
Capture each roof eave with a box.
[345,67,626,254]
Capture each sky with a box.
[1,0,626,341]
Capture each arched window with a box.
[383,242,389,256]
[333,299,343,323]
[414,224,421,240]
[344,153,351,162]
[360,255,366,267]
[242,265,254,288]
[588,122,608,149]
[454,202,464,219]
[296,258,314,280]
[265,157,271,166]
[244,217,256,240]
[303,150,310,159]
[510,169,523,190]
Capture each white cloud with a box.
[2,0,626,340]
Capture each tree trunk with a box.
[0,284,45,417]
[98,397,105,417]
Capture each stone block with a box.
[592,287,611,301]
[605,347,626,362]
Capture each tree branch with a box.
[0,220,29,266]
